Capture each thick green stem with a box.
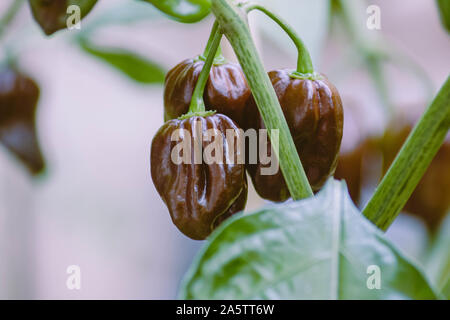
[0,0,25,41]
[363,76,450,230]
[188,21,222,114]
[245,3,314,75]
[212,0,313,199]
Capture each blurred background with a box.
[0,0,449,299]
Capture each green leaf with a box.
[180,180,439,300]
[79,40,166,84]
[425,214,450,298]
[437,0,450,33]
[141,0,211,23]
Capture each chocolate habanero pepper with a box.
[246,70,344,202]
[163,57,251,128]
[29,0,98,35]
[151,114,247,240]
[0,67,45,174]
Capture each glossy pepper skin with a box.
[382,116,450,230]
[151,114,247,240]
[163,58,251,128]
[29,0,98,35]
[246,70,344,202]
[0,68,45,174]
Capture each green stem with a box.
[0,0,25,41]
[212,0,313,199]
[245,3,314,75]
[188,21,222,114]
[363,76,450,230]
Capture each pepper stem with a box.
[212,0,314,199]
[188,21,223,114]
[245,3,314,75]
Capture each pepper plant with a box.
[0,0,449,299]
[148,0,449,299]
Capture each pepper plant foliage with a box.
[180,180,439,299]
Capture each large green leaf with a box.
[437,0,450,33]
[141,0,211,23]
[180,180,439,300]
[79,40,166,84]
[426,214,450,298]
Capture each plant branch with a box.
[245,3,314,75]
[211,0,314,199]
[363,76,450,230]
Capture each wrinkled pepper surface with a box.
[151,114,247,240]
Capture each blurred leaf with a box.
[79,40,166,84]
[141,0,211,23]
[437,0,450,33]
[253,0,330,65]
[425,214,450,298]
[180,180,439,300]
[29,0,98,35]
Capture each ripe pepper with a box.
[246,70,344,202]
[0,67,45,174]
[151,114,247,240]
[29,0,98,35]
[163,57,251,128]
[381,113,450,229]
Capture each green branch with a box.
[211,0,313,199]
[363,76,450,230]
[245,3,314,75]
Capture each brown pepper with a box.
[29,0,98,35]
[151,114,247,240]
[246,70,344,202]
[163,58,251,128]
[0,68,45,175]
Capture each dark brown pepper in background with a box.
[246,70,344,202]
[163,58,251,128]
[151,114,247,240]
[0,68,45,175]
[29,0,98,35]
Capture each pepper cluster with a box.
[151,16,344,240]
